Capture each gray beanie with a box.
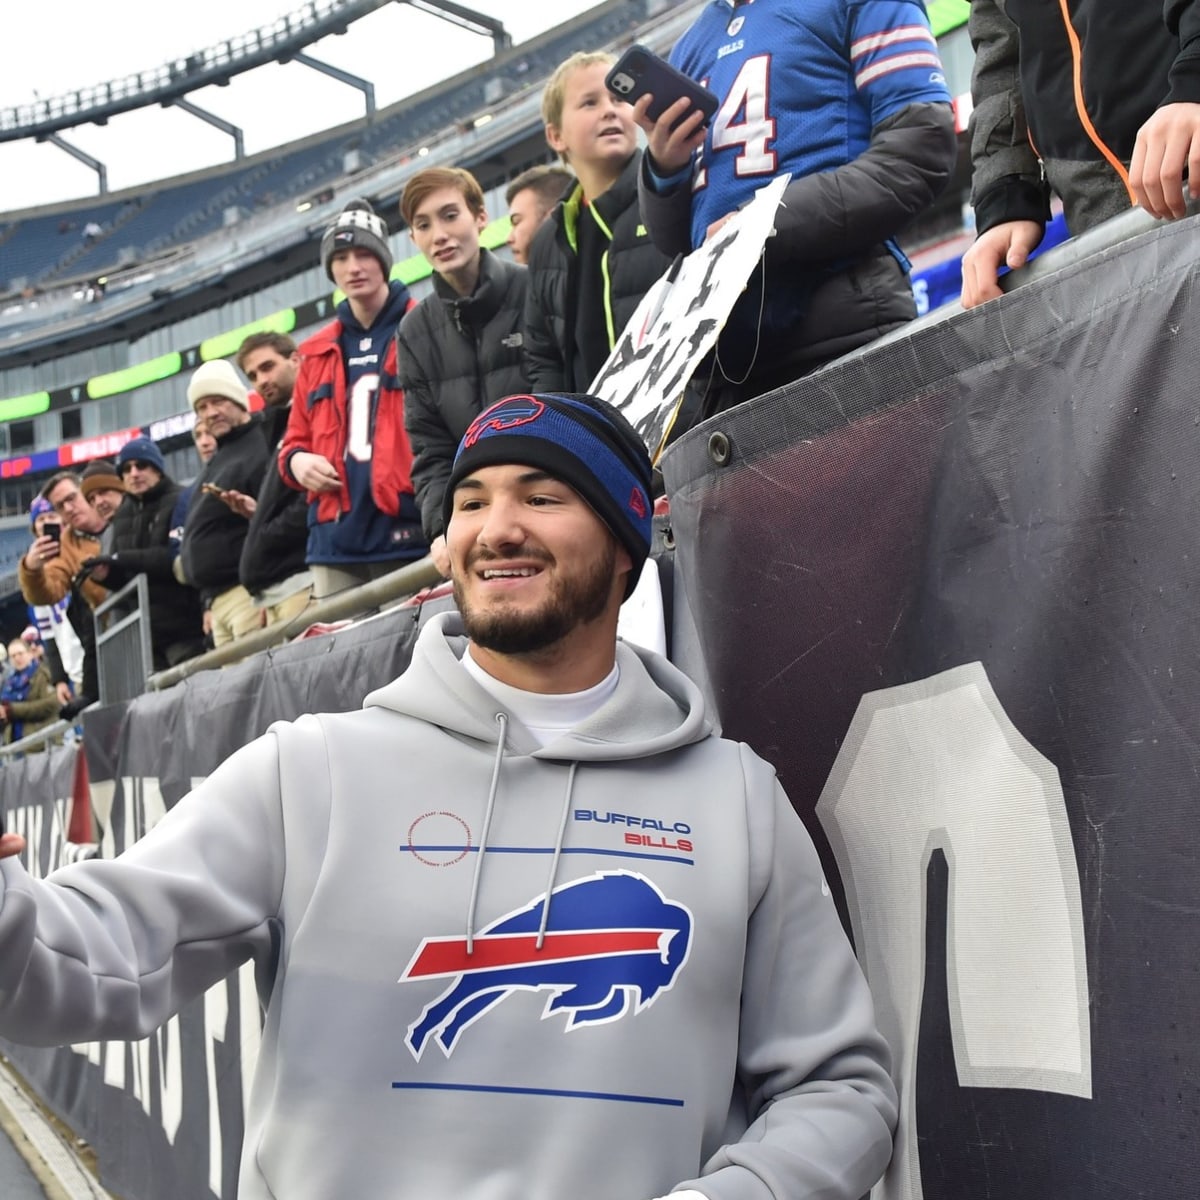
[320,199,393,281]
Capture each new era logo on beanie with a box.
[445,393,654,599]
[320,199,394,282]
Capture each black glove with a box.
[58,695,94,721]
[79,555,117,574]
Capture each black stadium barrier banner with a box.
[1,598,446,1200]
[662,214,1200,1200]
[0,743,100,1157]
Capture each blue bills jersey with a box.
[671,0,952,247]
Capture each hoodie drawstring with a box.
[466,712,508,955]
[465,714,579,956]
[537,761,577,951]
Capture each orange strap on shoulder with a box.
[1056,0,1137,202]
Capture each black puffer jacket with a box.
[180,417,271,600]
[970,0,1200,234]
[397,250,530,539]
[523,150,671,393]
[239,404,309,596]
[104,477,205,665]
[638,101,955,389]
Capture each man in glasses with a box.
[18,472,111,718]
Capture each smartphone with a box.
[606,44,718,127]
[44,522,62,543]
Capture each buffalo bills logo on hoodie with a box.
[400,872,692,1058]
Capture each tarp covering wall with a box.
[661,214,1200,1200]
[2,211,1198,1199]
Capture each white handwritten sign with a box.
[589,174,789,460]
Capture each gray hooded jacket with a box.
[0,612,896,1199]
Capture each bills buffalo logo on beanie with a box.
[446,393,654,598]
[463,395,546,447]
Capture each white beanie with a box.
[187,359,249,413]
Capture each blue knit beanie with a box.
[444,393,653,598]
[29,495,54,529]
[117,436,167,476]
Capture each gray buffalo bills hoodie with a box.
[0,611,896,1199]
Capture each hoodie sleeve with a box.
[677,748,897,1200]
[1164,0,1200,104]
[0,731,286,1045]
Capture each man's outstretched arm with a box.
[0,733,286,1046]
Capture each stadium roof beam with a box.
[0,0,397,146]
[38,133,108,195]
[169,98,245,160]
[291,53,376,118]
[405,0,513,54]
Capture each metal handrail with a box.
[859,201,1200,361]
[93,573,153,705]
[0,719,75,760]
[148,554,443,689]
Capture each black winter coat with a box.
[397,250,530,539]
[105,478,205,664]
[239,404,309,595]
[638,101,956,389]
[180,416,271,599]
[523,151,671,393]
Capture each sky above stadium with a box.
[1,0,600,212]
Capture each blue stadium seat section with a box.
[0,2,643,293]
[0,202,128,291]
[0,527,29,576]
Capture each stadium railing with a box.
[94,574,153,706]
[148,553,443,689]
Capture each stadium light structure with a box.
[2,0,511,192]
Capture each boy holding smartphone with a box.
[523,51,672,393]
[635,0,957,415]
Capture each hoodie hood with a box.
[364,610,711,760]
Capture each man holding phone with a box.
[19,473,112,719]
[635,0,958,416]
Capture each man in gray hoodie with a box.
[0,392,896,1200]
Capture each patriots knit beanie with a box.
[29,495,54,529]
[187,359,249,413]
[320,198,393,282]
[116,435,167,476]
[80,459,125,498]
[444,392,654,599]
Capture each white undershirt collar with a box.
[463,646,619,748]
